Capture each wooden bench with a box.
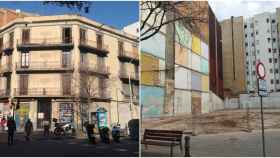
[142,129,184,156]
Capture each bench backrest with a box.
[143,129,183,142]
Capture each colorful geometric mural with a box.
[201,58,209,74]
[141,32,166,59]
[175,21,192,48]
[141,86,164,118]
[141,53,160,86]
[174,89,191,114]
[175,42,188,67]
[192,35,201,55]
[201,75,209,92]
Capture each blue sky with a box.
[0,1,139,29]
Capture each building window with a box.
[247,81,250,84]
[245,42,248,47]
[251,43,255,47]
[62,27,72,43]
[268,48,272,53]
[273,38,276,42]
[256,30,258,35]
[0,37,3,51]
[253,61,256,65]
[272,19,276,23]
[20,51,29,68]
[277,80,279,84]
[275,58,277,63]
[96,34,103,49]
[251,33,254,37]
[245,34,247,38]
[267,38,271,42]
[246,61,249,65]
[246,52,248,56]
[269,58,272,63]
[118,41,124,54]
[246,71,249,75]
[250,23,254,28]
[267,29,270,33]
[9,32,14,48]
[271,79,274,84]
[244,25,247,29]
[276,69,279,73]
[253,71,256,75]
[267,18,269,23]
[80,28,87,44]
[62,51,71,67]
[270,69,273,73]
[22,29,30,44]
[273,48,277,53]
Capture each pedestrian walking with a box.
[7,117,16,145]
[43,119,50,137]
[24,119,33,141]
[0,117,6,132]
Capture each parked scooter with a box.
[112,123,121,143]
[53,118,74,136]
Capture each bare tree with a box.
[140,1,208,41]
[71,67,110,135]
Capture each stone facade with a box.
[0,14,139,131]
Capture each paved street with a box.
[142,129,280,157]
[0,132,139,157]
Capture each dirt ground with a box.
[141,108,280,135]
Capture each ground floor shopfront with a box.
[0,98,138,131]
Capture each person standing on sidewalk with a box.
[43,119,50,137]
[7,117,16,145]
[24,119,33,141]
[0,117,6,132]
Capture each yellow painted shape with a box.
[141,53,159,85]
[192,35,201,55]
[201,75,209,91]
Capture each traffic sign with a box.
[256,62,266,79]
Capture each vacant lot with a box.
[142,109,280,135]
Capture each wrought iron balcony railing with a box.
[0,89,10,98]
[118,49,139,61]
[17,37,73,50]
[15,61,74,72]
[1,41,14,52]
[79,39,109,56]
[79,64,110,76]
[14,88,73,97]
[119,71,139,81]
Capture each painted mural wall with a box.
[141,32,166,59]
[141,86,164,118]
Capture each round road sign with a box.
[256,62,266,79]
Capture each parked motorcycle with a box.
[53,119,74,136]
[112,123,121,143]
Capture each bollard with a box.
[184,136,191,157]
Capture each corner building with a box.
[0,14,139,131]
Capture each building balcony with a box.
[119,71,139,84]
[17,38,74,51]
[118,50,139,64]
[0,64,12,74]
[79,64,110,77]
[15,61,74,73]
[0,89,10,98]
[79,39,109,57]
[14,88,73,98]
[80,90,111,101]
[1,41,14,54]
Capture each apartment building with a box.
[244,11,280,92]
[221,16,246,98]
[0,14,139,131]
[141,2,224,118]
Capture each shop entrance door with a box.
[37,99,51,129]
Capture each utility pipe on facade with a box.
[128,58,134,119]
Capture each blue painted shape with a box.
[141,86,164,118]
[201,58,209,74]
[141,32,166,59]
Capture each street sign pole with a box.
[256,62,266,157]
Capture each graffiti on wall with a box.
[141,86,164,118]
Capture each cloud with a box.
[209,0,280,21]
